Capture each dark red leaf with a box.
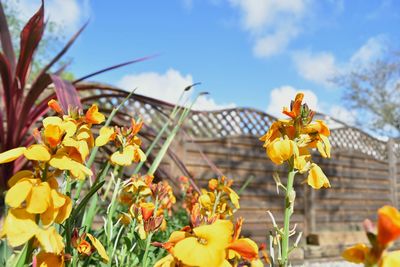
[15,2,44,91]
[73,55,157,84]
[0,52,12,106]
[0,2,16,73]
[36,21,88,78]
[50,74,82,112]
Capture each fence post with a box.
[388,138,398,208]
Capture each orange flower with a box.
[85,104,105,124]
[282,93,304,119]
[378,205,400,246]
[48,99,64,115]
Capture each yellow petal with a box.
[154,254,177,267]
[174,236,226,267]
[5,179,32,208]
[49,154,92,180]
[2,208,39,247]
[95,126,115,147]
[342,243,369,264]
[26,181,51,214]
[36,227,65,254]
[267,138,298,165]
[7,170,34,187]
[307,164,330,190]
[61,119,77,137]
[0,147,26,164]
[43,116,62,128]
[87,233,109,263]
[55,196,72,224]
[24,144,51,161]
[380,250,400,267]
[36,252,64,267]
[110,146,135,166]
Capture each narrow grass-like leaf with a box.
[70,180,105,221]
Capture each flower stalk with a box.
[281,162,296,266]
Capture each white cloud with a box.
[292,35,387,87]
[266,86,318,118]
[350,35,387,66]
[253,24,299,58]
[327,105,357,126]
[229,0,309,58]
[292,50,338,87]
[5,0,90,34]
[117,68,235,111]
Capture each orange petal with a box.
[378,206,400,246]
[85,104,105,124]
[228,238,259,260]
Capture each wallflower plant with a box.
[260,93,332,266]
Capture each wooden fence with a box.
[81,85,399,260]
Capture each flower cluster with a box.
[119,174,176,239]
[260,93,331,189]
[0,100,109,265]
[95,118,146,166]
[343,205,400,267]
[154,177,267,267]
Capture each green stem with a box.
[212,191,222,216]
[281,166,296,267]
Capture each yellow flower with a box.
[223,186,240,209]
[36,226,65,254]
[377,205,400,246]
[85,104,105,124]
[294,148,311,173]
[342,243,369,264]
[44,124,64,148]
[154,254,177,267]
[49,153,93,180]
[267,137,298,165]
[172,220,233,267]
[77,239,92,256]
[87,233,109,263]
[0,208,39,247]
[5,178,51,214]
[307,163,330,189]
[41,184,72,226]
[95,126,116,147]
[110,145,146,166]
[36,252,64,267]
[380,250,400,267]
[0,147,26,164]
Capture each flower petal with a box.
[0,147,26,164]
[26,181,51,214]
[36,227,65,254]
[5,180,32,208]
[95,126,115,147]
[24,144,51,161]
[85,104,105,124]
[87,233,109,263]
[2,208,39,247]
[378,205,400,246]
[7,170,34,187]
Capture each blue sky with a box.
[9,0,400,123]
